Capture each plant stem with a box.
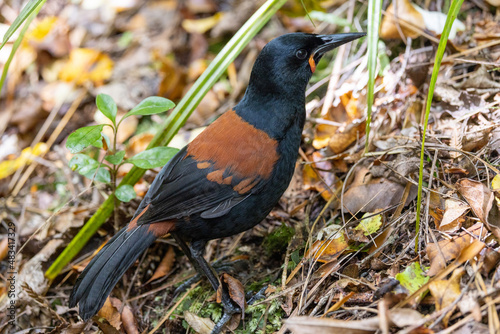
[414,0,464,252]
[112,125,119,231]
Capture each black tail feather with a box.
[69,225,156,320]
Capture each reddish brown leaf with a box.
[0,238,8,262]
[146,245,175,284]
[457,178,500,239]
[97,297,122,331]
[121,304,139,334]
[426,222,486,276]
[216,273,246,314]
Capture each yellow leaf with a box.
[493,174,500,206]
[182,12,224,34]
[304,234,348,263]
[59,48,114,86]
[355,212,382,236]
[26,16,58,42]
[0,143,48,179]
[492,174,500,191]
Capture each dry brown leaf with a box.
[156,55,188,101]
[189,90,221,126]
[426,223,486,276]
[480,248,500,275]
[146,245,175,283]
[126,133,155,158]
[428,268,464,326]
[304,236,349,264]
[288,309,423,334]
[121,303,139,334]
[324,292,355,314]
[369,226,393,254]
[437,199,469,233]
[60,322,87,334]
[216,273,246,313]
[97,297,122,331]
[302,152,338,201]
[313,123,337,149]
[286,316,379,334]
[185,0,217,14]
[328,121,365,154]
[380,0,464,40]
[343,178,416,214]
[388,308,424,327]
[457,178,493,223]
[380,0,424,39]
[457,178,500,239]
[0,238,9,261]
[184,311,215,334]
[106,297,138,334]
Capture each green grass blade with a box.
[364,0,382,153]
[0,4,42,97]
[45,0,288,281]
[415,0,464,251]
[0,0,47,50]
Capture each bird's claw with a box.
[211,298,241,334]
[247,285,267,305]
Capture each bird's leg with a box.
[174,255,241,295]
[189,240,241,334]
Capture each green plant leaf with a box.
[105,150,125,165]
[115,185,136,202]
[123,97,175,119]
[127,147,179,169]
[69,154,99,175]
[395,262,429,297]
[0,0,47,51]
[96,94,117,125]
[91,132,110,149]
[69,154,111,183]
[85,167,111,183]
[0,4,41,98]
[66,124,105,153]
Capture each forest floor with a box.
[1,0,500,333]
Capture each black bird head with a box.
[244,32,366,100]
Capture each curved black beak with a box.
[313,32,366,58]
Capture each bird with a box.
[69,31,365,333]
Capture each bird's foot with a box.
[211,298,241,334]
[174,256,245,295]
[247,285,267,305]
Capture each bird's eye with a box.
[295,49,307,60]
